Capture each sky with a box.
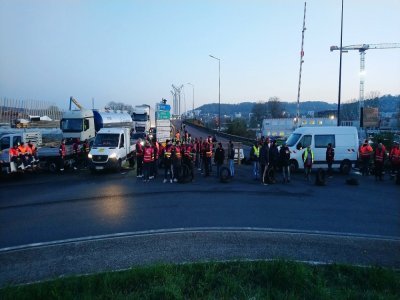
[0,0,399,111]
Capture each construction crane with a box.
[330,43,400,118]
[69,96,84,110]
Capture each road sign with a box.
[156,119,170,127]
[156,111,170,120]
[156,104,171,111]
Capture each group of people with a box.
[8,141,38,171]
[58,138,90,172]
[135,135,237,183]
[359,139,400,180]
[249,137,292,185]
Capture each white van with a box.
[285,126,358,174]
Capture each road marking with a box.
[1,227,399,253]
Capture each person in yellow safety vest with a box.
[250,141,261,180]
[203,140,212,177]
[303,145,314,181]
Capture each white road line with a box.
[1,227,399,252]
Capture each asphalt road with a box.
[1,163,399,249]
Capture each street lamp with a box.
[337,0,344,126]
[209,54,221,131]
[186,82,195,118]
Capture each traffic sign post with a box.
[156,100,172,143]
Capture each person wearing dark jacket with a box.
[279,142,291,183]
[268,140,279,183]
[260,139,270,185]
[326,143,335,177]
[228,140,235,177]
[214,142,225,178]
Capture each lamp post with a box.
[186,82,195,118]
[337,0,344,126]
[209,54,221,131]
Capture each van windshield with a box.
[93,134,119,147]
[286,133,301,147]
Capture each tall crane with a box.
[330,43,400,119]
[69,96,84,110]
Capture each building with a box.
[260,117,338,138]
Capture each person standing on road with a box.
[268,140,279,183]
[359,139,373,176]
[172,141,182,182]
[135,139,144,178]
[389,141,400,177]
[214,142,225,178]
[80,139,90,169]
[162,139,173,183]
[59,139,66,173]
[260,138,270,185]
[203,140,212,177]
[142,141,154,182]
[72,138,80,171]
[250,141,260,180]
[374,143,385,181]
[228,140,235,177]
[326,143,335,178]
[280,142,291,183]
[303,145,314,181]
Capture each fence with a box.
[0,98,63,126]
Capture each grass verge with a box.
[1,260,399,299]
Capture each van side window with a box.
[315,135,335,148]
[299,135,312,148]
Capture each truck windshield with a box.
[93,134,119,147]
[286,133,301,147]
[132,114,148,121]
[61,119,83,132]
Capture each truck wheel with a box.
[340,160,351,175]
[49,162,57,173]
[219,167,231,183]
[289,160,298,173]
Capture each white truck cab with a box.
[285,126,359,174]
[88,127,135,172]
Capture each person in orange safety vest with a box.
[374,143,386,181]
[142,141,154,182]
[389,141,400,177]
[359,139,373,176]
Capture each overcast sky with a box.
[0,0,399,111]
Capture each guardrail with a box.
[183,121,255,146]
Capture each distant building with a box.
[261,117,338,137]
[234,112,242,118]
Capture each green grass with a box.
[1,260,399,299]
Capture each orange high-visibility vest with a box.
[143,147,154,163]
